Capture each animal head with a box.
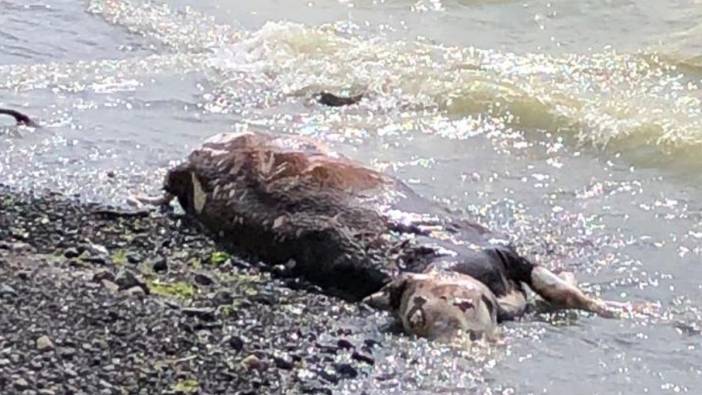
[364,271,499,342]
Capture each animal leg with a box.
[0,108,37,127]
[528,266,633,318]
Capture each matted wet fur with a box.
[162,131,409,299]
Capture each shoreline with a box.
[0,186,382,394]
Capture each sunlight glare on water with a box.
[2,0,702,393]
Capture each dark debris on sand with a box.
[0,186,383,394]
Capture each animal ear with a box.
[362,289,391,311]
[363,275,411,311]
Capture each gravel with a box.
[0,186,390,394]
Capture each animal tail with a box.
[317,92,364,107]
[0,108,37,127]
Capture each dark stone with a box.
[17,270,31,280]
[273,353,294,370]
[149,256,167,272]
[251,292,276,305]
[316,343,338,354]
[334,363,358,379]
[351,351,375,365]
[58,347,76,360]
[317,366,339,384]
[67,259,85,268]
[63,247,80,259]
[181,307,216,322]
[91,269,114,283]
[317,92,364,107]
[0,284,17,298]
[336,339,354,350]
[212,290,234,306]
[224,336,244,351]
[84,255,109,265]
[363,339,380,350]
[114,269,146,291]
[193,273,215,286]
[126,252,142,265]
[301,386,332,395]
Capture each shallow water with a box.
[1,0,702,393]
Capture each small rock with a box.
[67,259,86,268]
[336,339,354,350]
[224,335,244,351]
[125,286,146,298]
[38,389,56,395]
[126,252,142,264]
[99,379,113,389]
[240,354,264,371]
[63,247,80,259]
[87,243,108,256]
[16,270,31,280]
[212,290,234,306]
[150,257,167,272]
[58,347,76,360]
[318,366,339,384]
[351,351,374,365]
[0,241,10,250]
[363,339,380,349]
[0,284,18,298]
[115,269,146,291]
[101,280,119,293]
[84,255,109,265]
[193,273,215,286]
[63,368,78,377]
[13,377,29,390]
[301,386,332,395]
[181,307,216,322]
[92,269,114,283]
[10,242,32,252]
[334,363,358,380]
[0,358,10,367]
[36,336,54,352]
[251,292,276,305]
[273,353,294,370]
